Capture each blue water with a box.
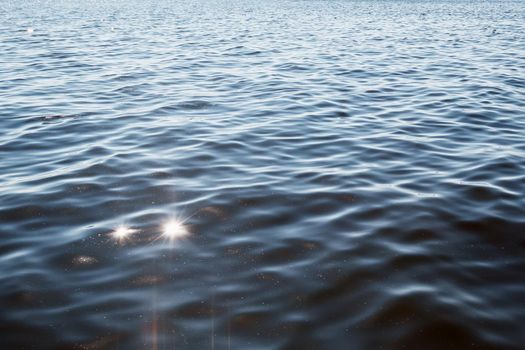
[1,0,525,348]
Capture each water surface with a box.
[1,0,525,348]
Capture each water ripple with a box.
[1,0,525,349]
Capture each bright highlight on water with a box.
[110,218,189,245]
[111,225,136,242]
[162,219,189,241]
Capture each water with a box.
[1,0,525,348]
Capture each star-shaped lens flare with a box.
[162,219,189,242]
[111,225,136,243]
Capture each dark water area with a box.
[1,0,525,348]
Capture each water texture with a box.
[1,0,525,348]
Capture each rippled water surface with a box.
[1,0,525,348]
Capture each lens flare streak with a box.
[109,214,192,247]
[111,225,136,243]
[161,219,189,243]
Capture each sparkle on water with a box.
[162,219,189,241]
[111,225,135,242]
[109,217,189,246]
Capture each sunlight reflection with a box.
[111,225,136,243]
[108,215,191,247]
[162,219,189,243]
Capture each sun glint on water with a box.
[112,225,135,242]
[162,219,189,242]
